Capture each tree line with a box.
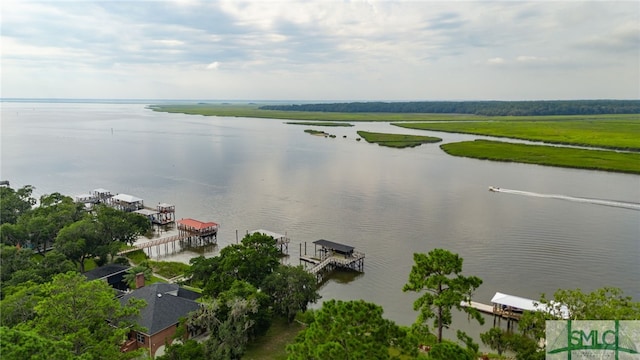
[260,100,640,116]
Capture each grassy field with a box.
[357,131,442,148]
[286,121,354,127]
[243,318,304,360]
[395,119,640,151]
[441,140,640,174]
[147,260,190,279]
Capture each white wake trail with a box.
[490,187,640,211]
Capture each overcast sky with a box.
[1,0,638,101]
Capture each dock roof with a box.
[134,209,158,216]
[177,218,218,230]
[313,239,354,254]
[490,292,539,311]
[112,193,143,203]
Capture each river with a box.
[2,100,638,341]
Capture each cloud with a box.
[1,0,638,100]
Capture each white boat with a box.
[488,186,500,192]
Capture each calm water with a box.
[2,101,639,338]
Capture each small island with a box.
[287,121,354,127]
[357,131,442,148]
[304,129,335,138]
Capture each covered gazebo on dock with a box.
[312,239,355,259]
[177,218,219,246]
[107,193,144,212]
[300,239,365,282]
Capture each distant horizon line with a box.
[2,97,639,105]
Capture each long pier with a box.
[118,233,189,256]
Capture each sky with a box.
[1,0,639,101]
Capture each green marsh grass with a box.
[441,140,640,174]
[286,121,354,127]
[395,119,640,151]
[357,131,442,148]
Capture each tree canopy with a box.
[403,248,483,342]
[261,264,320,323]
[287,299,416,359]
[185,296,259,360]
[6,272,145,359]
[0,185,36,225]
[260,100,640,116]
[189,232,281,297]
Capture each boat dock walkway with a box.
[461,301,494,315]
[118,233,189,255]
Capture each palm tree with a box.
[123,262,152,289]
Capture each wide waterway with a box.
[2,101,639,341]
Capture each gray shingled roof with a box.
[313,239,355,254]
[84,264,130,281]
[120,283,201,335]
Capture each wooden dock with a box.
[308,252,365,275]
[118,233,189,255]
[300,240,365,282]
[460,300,524,320]
[461,301,494,315]
[118,220,218,256]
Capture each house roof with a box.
[313,239,355,254]
[112,193,143,203]
[84,264,130,281]
[120,283,201,336]
[177,218,218,230]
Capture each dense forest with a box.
[260,100,640,116]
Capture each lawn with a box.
[243,318,304,360]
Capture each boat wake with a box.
[489,187,640,211]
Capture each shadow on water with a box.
[318,269,364,287]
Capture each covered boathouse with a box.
[177,218,219,246]
[300,239,365,282]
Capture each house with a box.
[119,281,201,358]
[84,263,130,292]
